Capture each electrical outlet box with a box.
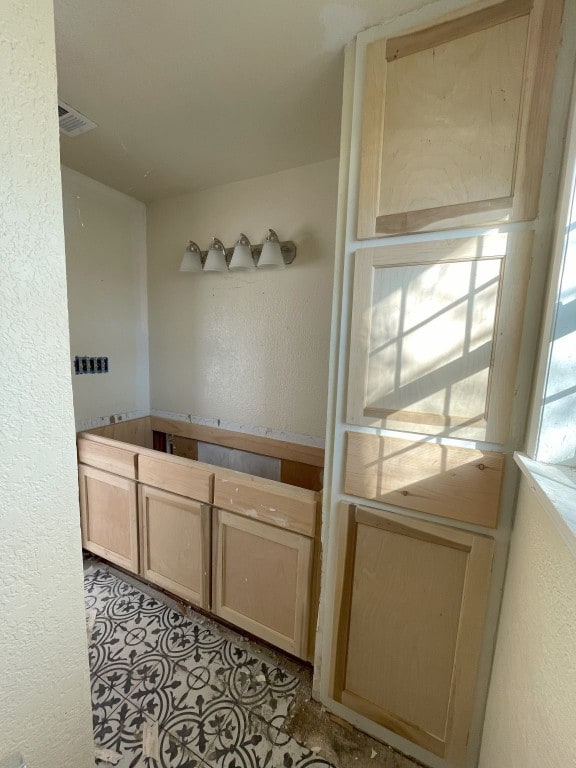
[74,356,109,375]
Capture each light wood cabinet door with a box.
[333,505,494,765]
[212,509,313,659]
[357,0,563,238]
[139,485,211,608]
[79,464,139,573]
[347,232,532,443]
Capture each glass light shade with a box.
[258,240,285,269]
[179,244,203,273]
[203,240,228,272]
[229,236,255,271]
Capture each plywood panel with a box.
[379,16,527,223]
[334,505,494,763]
[357,0,564,238]
[139,485,210,607]
[79,464,138,573]
[172,435,198,461]
[151,416,324,467]
[87,416,153,449]
[77,437,137,479]
[213,509,313,658]
[344,431,504,528]
[346,233,533,442]
[138,452,213,503]
[281,460,324,492]
[214,467,318,537]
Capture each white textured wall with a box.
[479,477,576,768]
[147,158,338,440]
[62,166,149,430]
[0,2,94,767]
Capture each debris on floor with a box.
[85,558,425,768]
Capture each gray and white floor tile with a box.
[85,566,335,768]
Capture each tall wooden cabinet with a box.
[318,0,567,766]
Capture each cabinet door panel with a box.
[213,509,313,659]
[357,0,563,238]
[79,464,139,573]
[347,232,532,442]
[139,485,210,608]
[334,505,494,764]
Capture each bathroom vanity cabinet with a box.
[76,416,322,661]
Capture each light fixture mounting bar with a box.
[194,240,297,266]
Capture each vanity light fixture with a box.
[257,229,285,270]
[180,231,297,273]
[179,241,203,272]
[229,233,255,271]
[203,237,228,272]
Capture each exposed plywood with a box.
[334,505,494,763]
[79,464,139,573]
[171,435,198,461]
[151,417,324,467]
[87,417,153,448]
[281,460,324,492]
[138,452,213,503]
[344,431,504,528]
[357,0,563,237]
[77,437,138,479]
[214,467,318,537]
[213,509,313,658]
[139,485,210,607]
[379,16,528,221]
[346,233,533,442]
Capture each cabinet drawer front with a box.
[344,431,504,528]
[213,509,313,659]
[79,464,139,573]
[139,485,210,608]
[214,469,317,537]
[138,453,213,502]
[78,437,137,479]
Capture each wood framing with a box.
[344,431,504,528]
[87,416,153,448]
[139,485,211,608]
[333,505,494,764]
[212,508,314,659]
[150,416,324,467]
[79,463,139,573]
[357,0,564,238]
[346,232,533,442]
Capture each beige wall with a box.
[0,2,93,766]
[147,158,338,440]
[479,476,576,768]
[62,166,149,430]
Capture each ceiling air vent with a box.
[58,100,97,137]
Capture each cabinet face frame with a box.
[139,485,211,609]
[212,508,313,658]
[346,232,533,442]
[333,504,494,764]
[79,463,139,573]
[357,0,564,238]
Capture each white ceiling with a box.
[55,0,420,202]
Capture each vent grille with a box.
[58,100,97,137]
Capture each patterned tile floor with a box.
[86,566,334,768]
